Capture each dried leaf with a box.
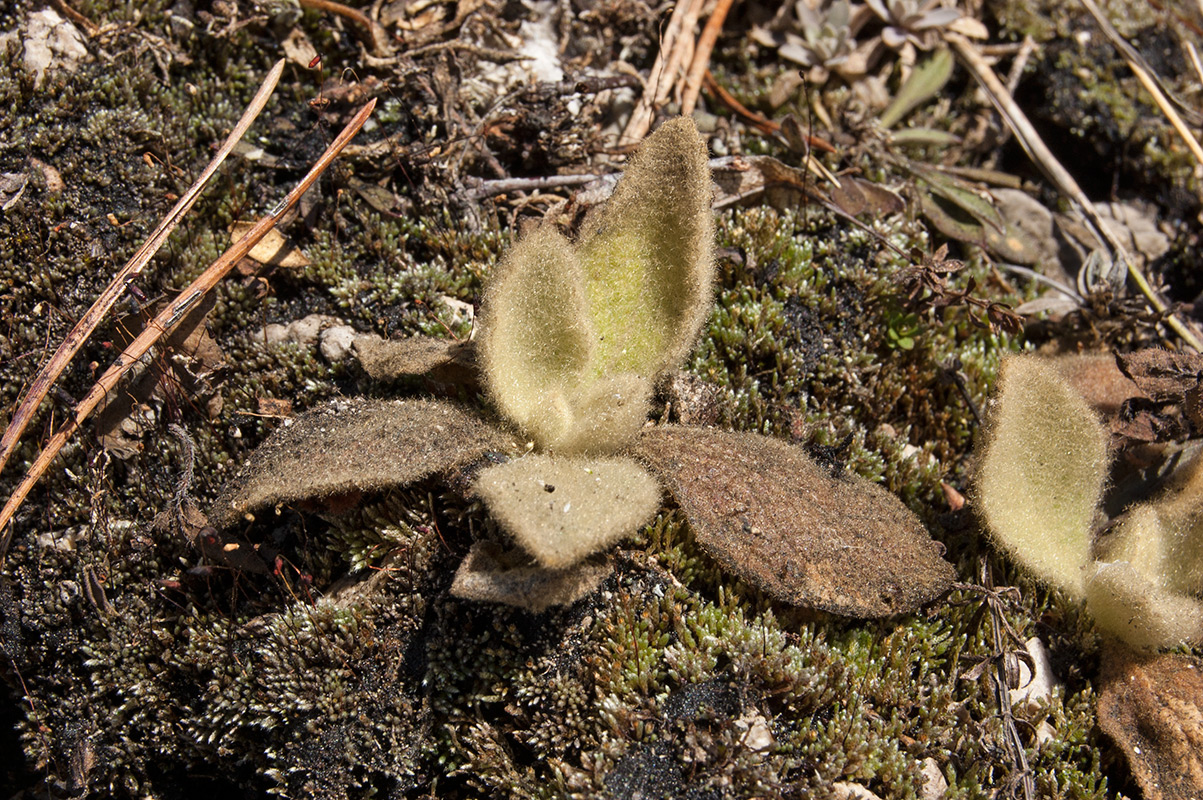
[711,155,820,210]
[831,177,905,217]
[347,176,403,214]
[1098,647,1203,800]
[450,541,611,612]
[1113,399,1183,443]
[210,398,515,528]
[1116,348,1203,403]
[0,172,28,211]
[229,220,311,268]
[473,454,661,569]
[354,334,477,390]
[633,426,955,617]
[1051,352,1141,417]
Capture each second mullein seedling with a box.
[978,354,1203,648]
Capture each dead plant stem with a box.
[1077,0,1203,166]
[681,0,736,117]
[298,0,390,56]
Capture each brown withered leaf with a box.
[1098,646,1203,800]
[354,334,478,392]
[710,155,824,211]
[1051,352,1143,417]
[632,426,955,617]
[830,177,905,218]
[1116,349,1203,403]
[450,541,612,612]
[210,398,517,529]
[1113,398,1185,444]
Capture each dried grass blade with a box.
[0,59,285,483]
[620,0,705,145]
[945,32,1203,352]
[1078,0,1203,166]
[0,99,377,561]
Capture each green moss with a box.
[0,1,1155,796]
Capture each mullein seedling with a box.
[477,117,715,455]
[211,118,954,614]
[978,354,1203,648]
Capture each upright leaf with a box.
[977,355,1109,598]
[577,117,715,379]
[477,225,594,449]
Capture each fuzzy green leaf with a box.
[1085,560,1203,648]
[477,224,594,450]
[978,355,1109,598]
[577,116,715,379]
[474,454,661,568]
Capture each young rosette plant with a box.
[978,354,1203,648]
[210,118,954,615]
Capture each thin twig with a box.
[0,59,285,485]
[680,0,736,117]
[702,71,780,135]
[0,100,377,561]
[298,0,390,56]
[1078,0,1203,127]
[463,173,605,200]
[50,0,99,37]
[946,32,1203,352]
[1186,41,1203,87]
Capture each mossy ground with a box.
[2,0,1199,796]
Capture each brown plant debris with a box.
[1098,646,1203,800]
[473,454,661,569]
[632,426,955,617]
[96,292,226,459]
[210,398,515,528]
[1116,348,1203,403]
[450,540,612,612]
[354,334,477,390]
